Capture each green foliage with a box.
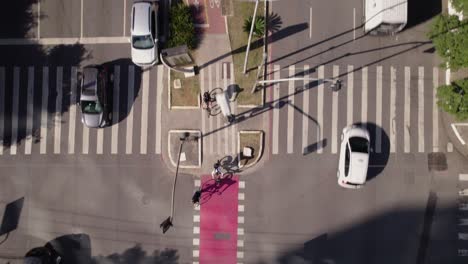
[427,14,468,70]
[243,16,265,37]
[167,3,196,49]
[452,0,468,17]
[437,78,468,120]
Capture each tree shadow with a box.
[0,2,88,150]
[267,13,282,33]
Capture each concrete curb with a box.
[237,130,264,169]
[167,129,202,168]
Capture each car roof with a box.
[132,2,152,35]
[81,67,98,101]
[348,152,369,184]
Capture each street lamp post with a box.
[160,132,196,234]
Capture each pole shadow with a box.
[0,197,24,244]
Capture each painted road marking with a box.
[418,66,425,152]
[353,8,356,40]
[404,66,411,153]
[433,67,439,152]
[216,63,221,155]
[40,67,49,154]
[309,7,312,39]
[347,65,353,125]
[68,67,77,154]
[375,66,382,153]
[156,65,164,154]
[390,66,396,153]
[287,65,295,154]
[140,69,150,154]
[361,67,368,127]
[37,1,41,38]
[194,215,200,222]
[123,0,127,36]
[0,67,4,154]
[126,65,135,154]
[230,64,237,155]
[25,67,34,155]
[238,204,245,212]
[460,174,468,181]
[82,126,89,154]
[10,67,20,155]
[223,63,229,154]
[111,66,120,154]
[54,67,63,154]
[80,0,84,38]
[238,216,245,223]
[302,65,310,154]
[208,65,214,154]
[96,127,104,154]
[193,226,200,234]
[272,65,280,155]
[200,67,206,154]
[317,65,324,154]
[331,65,339,154]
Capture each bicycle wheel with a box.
[208,102,221,116]
[209,87,223,102]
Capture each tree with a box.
[167,3,196,49]
[452,0,468,17]
[243,15,265,37]
[437,78,468,120]
[427,14,468,70]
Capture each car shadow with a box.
[354,122,390,182]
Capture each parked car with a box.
[24,246,61,264]
[131,1,159,67]
[337,125,371,189]
[78,66,111,128]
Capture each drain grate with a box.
[428,152,447,171]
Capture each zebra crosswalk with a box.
[0,64,165,156]
[270,64,446,155]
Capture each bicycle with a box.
[211,160,226,183]
[202,88,222,117]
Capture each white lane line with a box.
[376,66,382,153]
[347,65,353,125]
[140,69,150,154]
[10,67,20,155]
[200,67,206,154]
[80,0,84,39]
[208,65,214,154]
[126,65,135,154]
[0,37,131,46]
[123,0,127,36]
[272,65,280,154]
[0,67,4,155]
[223,63,229,154]
[460,174,468,181]
[331,65,339,154]
[96,127,104,154]
[68,67,77,154]
[216,63,221,155]
[111,66,120,154]
[353,8,356,40]
[433,67,439,152]
[309,7,312,39]
[82,126,89,154]
[317,65,324,154]
[404,66,411,153]
[37,1,41,39]
[230,64,236,154]
[54,67,63,154]
[302,65,310,154]
[25,67,34,155]
[156,65,163,154]
[40,67,49,154]
[362,67,368,127]
[390,66,396,153]
[287,65,295,154]
[418,66,425,153]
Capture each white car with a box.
[131,1,159,67]
[337,125,370,189]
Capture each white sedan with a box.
[337,125,370,189]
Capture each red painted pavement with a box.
[187,0,226,34]
[199,175,239,264]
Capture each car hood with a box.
[131,47,156,66]
[349,152,369,184]
[82,113,103,128]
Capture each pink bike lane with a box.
[198,175,240,263]
[187,0,226,34]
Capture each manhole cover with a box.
[214,233,231,240]
[428,152,447,171]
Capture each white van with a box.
[364,0,407,35]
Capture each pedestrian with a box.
[192,189,201,206]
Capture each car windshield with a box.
[132,35,154,49]
[349,137,369,153]
[81,100,102,114]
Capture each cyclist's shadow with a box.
[199,175,237,205]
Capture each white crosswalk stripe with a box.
[0,67,4,155]
[25,67,34,155]
[140,69,150,154]
[268,64,445,155]
[10,67,20,155]
[126,65,135,155]
[54,67,63,154]
[68,67,77,154]
[40,67,49,154]
[111,65,120,154]
[155,65,164,154]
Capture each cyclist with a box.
[202,92,212,109]
[211,160,224,183]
